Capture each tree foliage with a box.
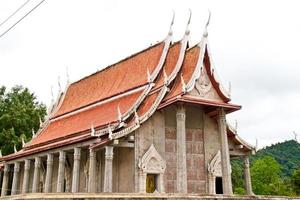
[0,85,46,155]
[291,167,300,195]
[231,140,300,196]
[251,156,283,195]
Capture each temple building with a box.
[0,13,255,197]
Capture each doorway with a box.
[146,174,157,193]
[215,177,223,194]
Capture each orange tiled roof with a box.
[53,42,165,118]
[27,89,144,149]
[163,45,200,101]
[152,42,181,90]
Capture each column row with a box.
[0,146,115,196]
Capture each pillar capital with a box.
[14,162,20,172]
[176,104,186,120]
[24,159,31,170]
[3,164,9,173]
[244,156,250,168]
[47,153,54,165]
[73,147,81,160]
[217,107,226,120]
[105,146,114,160]
[59,150,66,161]
[34,157,41,167]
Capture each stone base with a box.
[0,193,299,200]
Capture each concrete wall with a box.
[185,106,206,193]
[203,113,222,193]
[134,105,208,194]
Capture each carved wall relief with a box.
[138,144,166,193]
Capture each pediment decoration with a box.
[189,66,222,102]
[208,150,222,177]
[138,144,166,174]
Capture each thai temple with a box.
[0,12,255,197]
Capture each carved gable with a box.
[188,65,223,102]
[138,144,166,174]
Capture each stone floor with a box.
[0,193,299,200]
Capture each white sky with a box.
[0,0,299,149]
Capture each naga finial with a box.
[228,81,232,97]
[147,67,151,83]
[185,9,192,35]
[108,124,113,139]
[181,73,186,93]
[22,137,26,147]
[14,144,17,153]
[0,149,2,157]
[117,105,122,122]
[203,10,211,38]
[163,68,168,85]
[39,116,43,127]
[58,76,62,93]
[91,123,95,137]
[66,66,70,84]
[32,128,36,138]
[134,110,140,124]
[168,10,175,36]
[51,85,54,103]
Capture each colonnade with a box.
[0,146,114,196]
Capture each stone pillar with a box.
[88,149,97,193]
[44,153,54,193]
[11,162,20,195]
[57,150,66,192]
[71,147,81,193]
[138,170,146,193]
[103,146,113,192]
[176,105,187,193]
[22,159,31,193]
[1,164,10,196]
[243,156,253,195]
[217,108,233,195]
[157,173,165,193]
[208,174,216,194]
[32,157,41,193]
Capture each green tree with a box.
[0,85,46,155]
[251,156,286,195]
[231,159,245,194]
[291,167,300,195]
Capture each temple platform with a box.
[0,193,299,200]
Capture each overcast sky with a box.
[0,0,299,149]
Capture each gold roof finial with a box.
[203,10,211,38]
